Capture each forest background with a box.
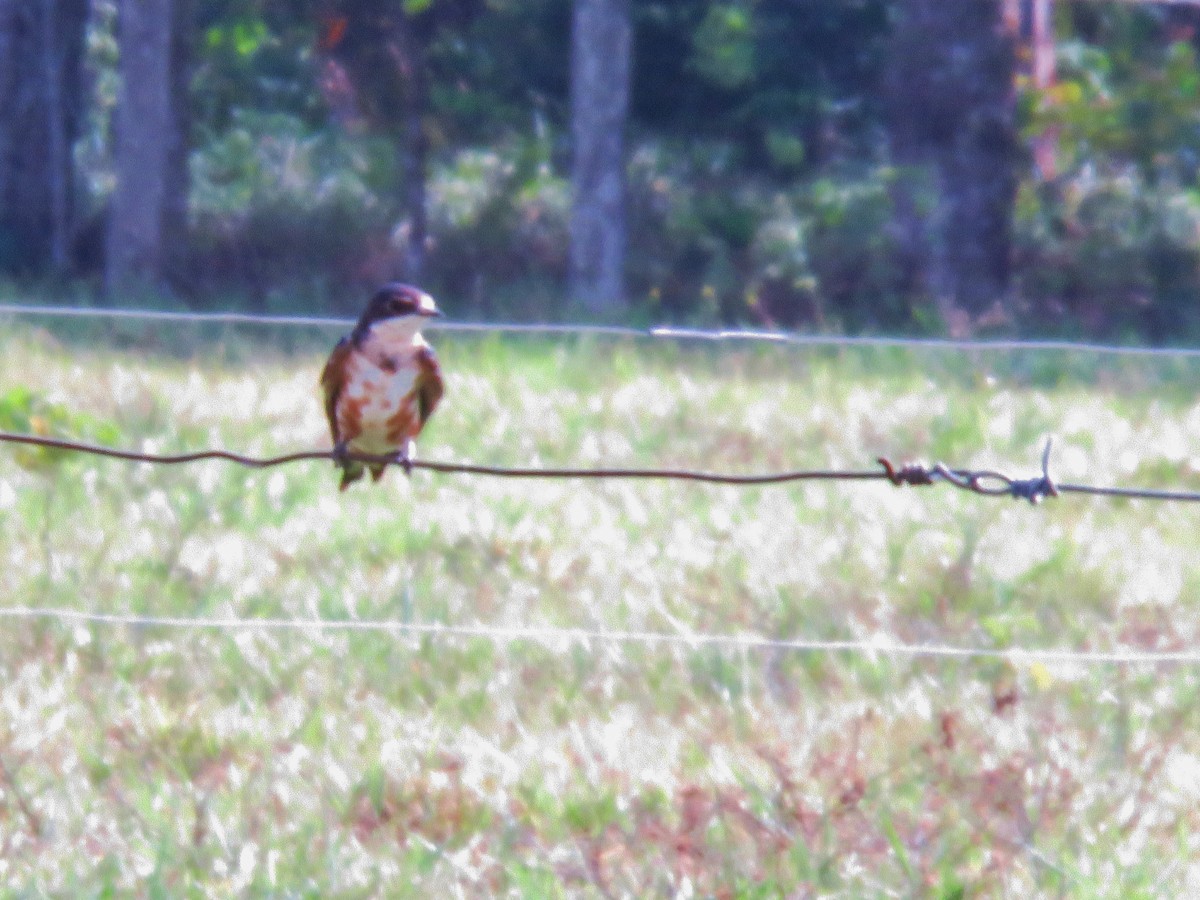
[3,0,1200,341]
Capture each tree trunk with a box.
[0,0,16,271]
[164,0,192,279]
[107,0,190,296]
[1030,0,1057,179]
[886,0,1018,325]
[0,0,87,275]
[569,0,632,313]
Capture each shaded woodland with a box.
[2,0,1200,339]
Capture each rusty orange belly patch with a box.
[335,351,423,454]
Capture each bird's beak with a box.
[419,294,442,317]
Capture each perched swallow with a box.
[321,283,444,490]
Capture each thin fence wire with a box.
[2,606,1197,665]
[5,301,1200,357]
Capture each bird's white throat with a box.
[366,316,426,348]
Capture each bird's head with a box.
[352,283,442,343]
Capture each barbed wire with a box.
[0,431,883,485]
[0,606,1196,665]
[4,301,1200,358]
[4,431,1200,502]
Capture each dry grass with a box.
[2,321,1200,895]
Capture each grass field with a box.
[3,318,1200,896]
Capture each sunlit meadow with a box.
[3,318,1200,895]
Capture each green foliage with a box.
[186,111,395,307]
[690,5,756,91]
[1014,174,1200,340]
[205,17,268,58]
[0,385,119,473]
[803,171,907,330]
[1029,33,1200,184]
[632,0,890,169]
[192,3,324,133]
[628,149,909,329]
[58,0,1200,338]
[428,0,569,143]
[425,138,570,315]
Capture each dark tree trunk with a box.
[886,0,1018,325]
[0,0,88,275]
[164,0,192,279]
[106,0,190,296]
[569,0,632,313]
[0,0,18,271]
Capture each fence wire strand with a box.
[5,431,1200,502]
[5,301,1200,357]
[1,606,1197,665]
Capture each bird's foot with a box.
[394,440,417,477]
[332,441,351,467]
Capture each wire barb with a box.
[1007,439,1059,505]
[881,439,1058,504]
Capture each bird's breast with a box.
[338,350,421,451]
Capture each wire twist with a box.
[879,439,1058,504]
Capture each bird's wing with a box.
[414,344,444,430]
[320,337,353,444]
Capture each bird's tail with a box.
[338,461,365,491]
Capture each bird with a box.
[321,283,444,490]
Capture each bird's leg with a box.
[394,439,417,476]
[332,441,351,468]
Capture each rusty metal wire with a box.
[4,431,1200,502]
[0,431,885,485]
